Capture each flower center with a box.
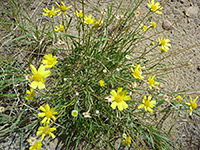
[72,111,78,116]
[134,70,141,77]
[48,59,54,65]
[30,92,35,97]
[33,73,42,82]
[151,5,157,11]
[44,128,51,134]
[48,11,53,16]
[86,19,92,24]
[45,110,53,118]
[160,40,166,46]
[144,100,150,107]
[115,94,123,103]
[149,79,155,85]
[60,6,67,12]
[191,102,197,109]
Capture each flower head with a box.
[93,19,103,28]
[147,75,159,89]
[125,55,131,60]
[103,69,107,73]
[131,64,144,80]
[29,140,42,150]
[71,110,78,117]
[185,96,198,115]
[74,10,83,18]
[38,104,58,124]
[42,54,58,68]
[110,88,131,111]
[174,95,183,103]
[99,80,105,87]
[141,24,148,32]
[83,14,95,25]
[122,137,131,146]
[151,41,155,45]
[148,0,163,14]
[43,6,59,18]
[30,64,51,90]
[158,35,171,52]
[55,1,72,16]
[36,125,56,141]
[150,22,156,29]
[122,133,127,138]
[138,95,156,113]
[54,24,64,32]
[25,88,37,100]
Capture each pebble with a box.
[185,6,199,17]
[180,0,185,4]
[162,20,174,30]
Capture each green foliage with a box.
[0,0,200,149]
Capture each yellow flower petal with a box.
[111,102,117,109]
[38,82,45,90]
[30,81,38,89]
[117,103,123,111]
[138,104,144,109]
[44,104,50,111]
[38,112,46,117]
[122,101,128,109]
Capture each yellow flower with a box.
[42,54,58,68]
[30,64,51,90]
[43,6,59,18]
[74,10,83,18]
[83,14,95,25]
[174,95,183,103]
[131,64,144,80]
[103,69,107,73]
[55,1,72,16]
[148,0,163,14]
[54,24,64,32]
[141,24,148,32]
[29,141,42,150]
[110,88,131,111]
[25,88,37,100]
[93,19,103,28]
[38,104,58,124]
[158,35,171,52]
[36,125,56,141]
[151,41,155,45]
[122,137,131,146]
[138,95,156,113]
[185,96,198,115]
[99,80,105,87]
[150,22,156,29]
[147,75,159,89]
[71,110,78,117]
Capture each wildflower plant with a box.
[1,0,200,150]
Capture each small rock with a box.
[197,2,200,8]
[180,0,185,4]
[162,20,174,30]
[185,6,199,17]
[194,19,198,24]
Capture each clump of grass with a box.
[0,0,200,149]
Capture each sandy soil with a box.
[0,0,200,149]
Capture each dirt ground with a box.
[0,0,200,149]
